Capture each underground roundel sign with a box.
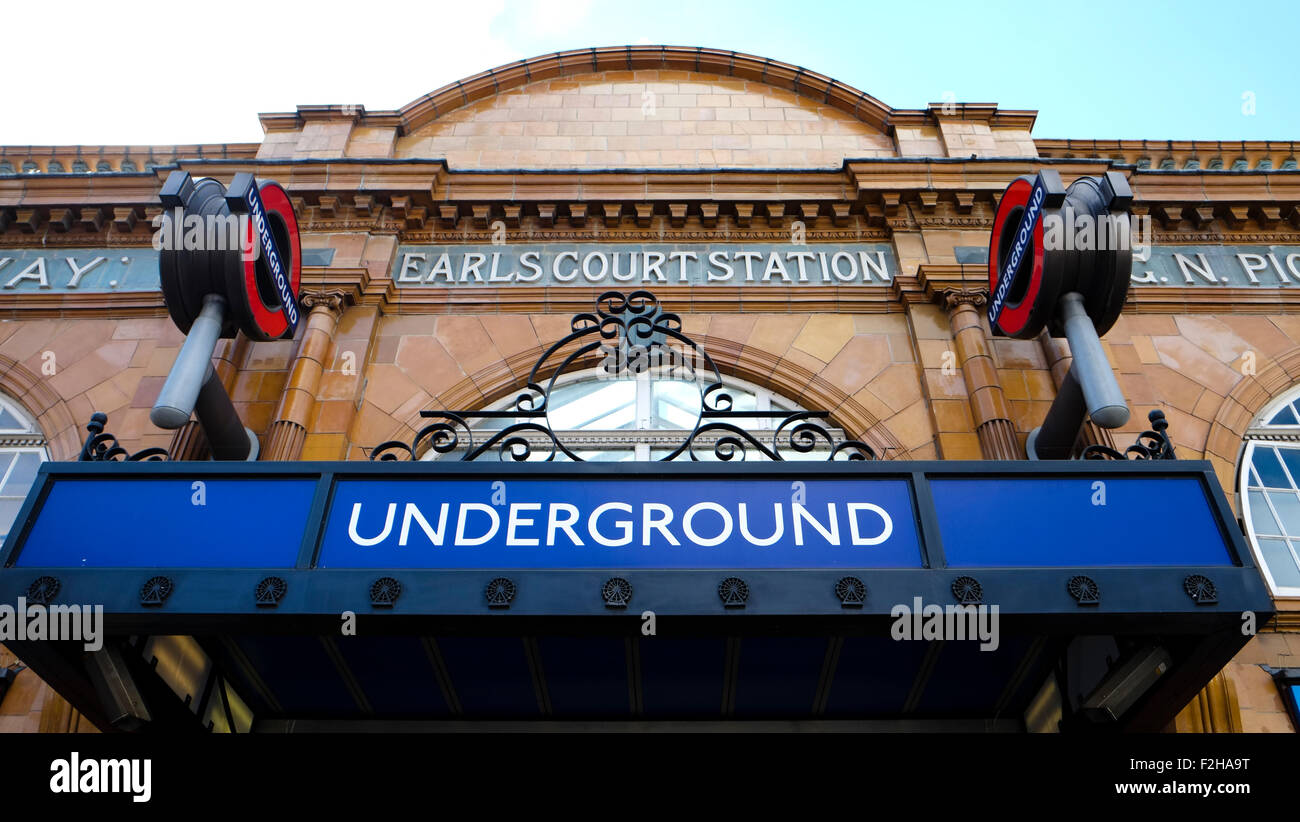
[225,174,302,340]
[987,170,1065,339]
[157,170,302,342]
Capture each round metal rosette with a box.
[950,576,983,605]
[369,576,402,607]
[602,577,633,608]
[140,576,174,606]
[834,576,867,607]
[486,577,517,608]
[1183,574,1217,605]
[255,576,288,607]
[718,577,749,607]
[1067,575,1100,605]
[25,576,60,606]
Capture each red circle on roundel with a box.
[987,176,1046,337]
[240,181,302,340]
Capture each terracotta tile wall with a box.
[1223,634,1299,732]
[390,70,899,168]
[349,310,931,460]
[0,317,181,456]
[1101,313,1300,505]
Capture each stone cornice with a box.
[382,284,907,315]
[1037,138,1299,170]
[300,266,373,308]
[0,288,165,319]
[0,143,259,174]
[914,263,989,304]
[3,159,1299,238]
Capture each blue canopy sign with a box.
[3,461,1249,578]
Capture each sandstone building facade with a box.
[0,47,1297,732]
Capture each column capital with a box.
[940,287,988,311]
[299,288,351,318]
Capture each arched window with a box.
[0,395,48,543]
[1239,387,1300,596]
[422,370,842,462]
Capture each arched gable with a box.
[392,67,897,169]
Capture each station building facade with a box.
[0,46,1297,732]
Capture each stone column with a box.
[1038,331,1118,454]
[263,290,349,461]
[942,289,1020,459]
[1170,671,1242,733]
[166,336,250,460]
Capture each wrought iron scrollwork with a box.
[79,412,168,462]
[370,291,878,462]
[1082,409,1176,461]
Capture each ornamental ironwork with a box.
[1082,410,1176,461]
[1183,574,1218,605]
[486,577,517,608]
[25,576,60,606]
[718,577,749,607]
[835,576,867,607]
[369,291,877,463]
[79,412,169,462]
[255,576,287,607]
[140,576,174,606]
[369,577,402,607]
[602,577,633,608]
[1067,575,1100,605]
[951,576,983,605]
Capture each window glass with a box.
[1238,392,1300,595]
[0,407,25,430]
[1249,491,1281,535]
[0,396,47,543]
[1277,448,1300,485]
[1259,539,1300,588]
[1268,490,1300,530]
[1252,447,1292,488]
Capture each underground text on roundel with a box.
[318,478,923,569]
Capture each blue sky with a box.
[4,0,1294,145]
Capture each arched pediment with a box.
[392,62,898,169]
[256,46,1038,166]
[259,47,919,168]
